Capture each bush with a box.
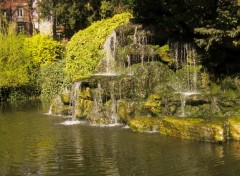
[66,12,132,82]
[23,34,64,66]
[0,24,30,88]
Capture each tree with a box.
[36,0,102,38]
[36,0,133,38]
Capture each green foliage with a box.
[0,26,66,101]
[155,44,173,65]
[66,12,132,82]
[0,24,30,88]
[131,0,240,52]
[210,83,222,95]
[145,94,162,116]
[39,60,69,101]
[23,34,64,66]
[128,117,162,132]
[221,77,238,90]
[216,0,239,29]
[100,0,114,18]
[22,34,65,101]
[37,0,133,38]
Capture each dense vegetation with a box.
[66,12,131,81]
[0,0,239,101]
[130,0,240,75]
[37,0,133,38]
[0,25,65,101]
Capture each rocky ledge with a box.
[128,116,240,143]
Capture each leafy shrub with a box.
[23,34,64,66]
[0,27,66,101]
[0,25,30,88]
[40,60,69,101]
[66,12,132,82]
[22,34,66,101]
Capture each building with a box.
[0,0,52,35]
[0,0,33,34]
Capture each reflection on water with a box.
[1,101,240,176]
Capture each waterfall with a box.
[87,82,104,124]
[180,94,187,117]
[47,104,53,115]
[70,81,81,119]
[109,81,118,124]
[103,31,117,74]
[170,42,199,93]
[211,97,220,113]
[133,26,138,44]
[170,42,201,117]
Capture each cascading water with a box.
[52,24,230,124]
[48,21,240,143]
[171,42,199,93]
[70,81,81,118]
[98,31,118,75]
[170,42,201,117]
[60,82,82,125]
[109,81,118,124]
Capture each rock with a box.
[118,100,146,123]
[159,117,226,143]
[60,93,70,105]
[128,117,162,132]
[51,99,70,116]
[75,99,93,119]
[144,94,162,116]
[228,117,240,140]
[128,116,226,142]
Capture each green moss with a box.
[118,100,135,122]
[75,99,93,119]
[156,44,174,64]
[128,117,162,132]
[74,75,91,82]
[228,117,240,140]
[159,117,225,142]
[144,94,162,116]
[60,93,70,105]
[210,83,221,95]
[51,102,70,116]
[79,87,92,99]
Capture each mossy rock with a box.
[118,100,136,122]
[145,94,162,116]
[79,87,92,100]
[60,93,70,105]
[128,117,162,132]
[52,104,70,116]
[51,97,70,116]
[228,117,240,140]
[75,99,93,119]
[159,117,226,142]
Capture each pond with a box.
[0,101,240,176]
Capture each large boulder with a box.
[159,117,226,143]
[128,116,227,142]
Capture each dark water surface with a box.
[1,101,240,176]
